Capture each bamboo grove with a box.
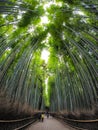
[0,0,98,112]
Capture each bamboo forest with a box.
[0,0,98,129]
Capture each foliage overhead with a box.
[0,0,98,112]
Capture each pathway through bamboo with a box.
[27,116,75,130]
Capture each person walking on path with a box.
[46,112,49,118]
[41,113,44,122]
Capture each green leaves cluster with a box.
[0,0,98,112]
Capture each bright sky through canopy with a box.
[43,1,63,10]
[73,10,85,16]
[41,16,49,24]
[41,49,50,63]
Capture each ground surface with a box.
[27,116,75,130]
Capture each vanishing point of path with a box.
[27,116,75,130]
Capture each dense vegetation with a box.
[0,0,98,115]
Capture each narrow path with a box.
[27,116,74,130]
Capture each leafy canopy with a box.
[0,0,98,111]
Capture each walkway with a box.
[27,116,75,130]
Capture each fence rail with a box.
[0,113,39,130]
[50,113,98,130]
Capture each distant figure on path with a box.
[41,113,44,122]
[46,112,49,118]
